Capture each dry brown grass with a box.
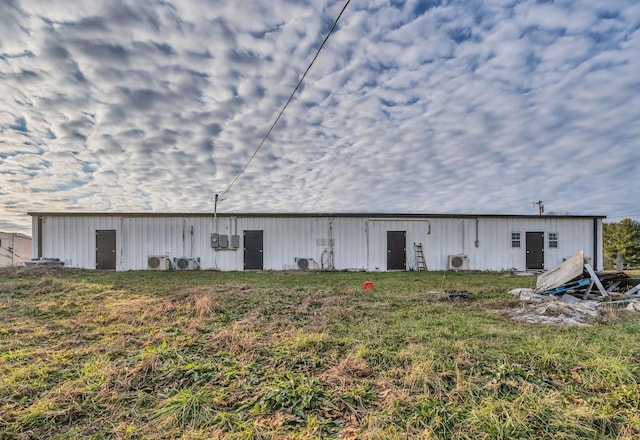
[205,317,265,362]
[0,282,22,294]
[3,269,640,439]
[320,352,373,387]
[1,266,57,279]
[595,303,630,324]
[177,287,225,319]
[102,296,175,328]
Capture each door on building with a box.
[387,231,406,270]
[244,230,263,270]
[96,230,116,270]
[526,232,544,270]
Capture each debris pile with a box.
[444,289,475,301]
[24,257,65,268]
[507,251,640,325]
[423,290,475,303]
[533,250,640,301]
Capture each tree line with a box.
[603,218,640,269]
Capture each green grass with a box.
[1,268,639,439]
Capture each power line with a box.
[215,0,352,202]
[605,213,640,221]
[0,250,27,261]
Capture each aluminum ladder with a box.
[414,243,427,271]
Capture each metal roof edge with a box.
[27,211,607,219]
[0,232,32,239]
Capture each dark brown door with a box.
[244,230,263,270]
[526,232,544,270]
[387,231,406,270]
[96,230,116,270]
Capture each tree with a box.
[603,218,640,269]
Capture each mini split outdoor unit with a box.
[175,257,200,270]
[448,254,469,271]
[147,255,170,271]
[294,257,319,270]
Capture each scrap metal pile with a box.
[534,250,640,302]
[508,251,640,325]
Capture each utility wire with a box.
[215,0,352,201]
[606,213,640,220]
[0,250,27,261]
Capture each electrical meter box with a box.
[212,233,237,249]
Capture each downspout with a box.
[328,220,334,270]
[593,218,599,271]
[120,217,124,271]
[475,217,479,248]
[462,220,465,254]
[365,220,369,271]
[37,216,43,258]
[182,220,186,257]
[190,225,194,258]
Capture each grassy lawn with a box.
[1,269,639,439]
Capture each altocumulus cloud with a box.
[1,0,639,232]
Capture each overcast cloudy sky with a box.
[1,0,639,233]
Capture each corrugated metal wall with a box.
[0,232,13,267]
[38,215,121,269]
[0,233,31,267]
[31,214,603,271]
[234,216,367,271]
[462,217,601,271]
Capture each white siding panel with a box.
[31,216,36,258]
[231,217,369,271]
[31,214,604,271]
[332,218,367,271]
[0,233,31,267]
[41,215,119,269]
[367,219,431,271]
[118,217,220,270]
[461,217,598,271]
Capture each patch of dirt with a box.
[499,289,639,326]
[496,299,599,326]
[418,290,476,303]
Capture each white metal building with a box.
[28,212,604,272]
[0,232,32,267]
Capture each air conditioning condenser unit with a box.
[295,257,319,270]
[147,255,170,271]
[175,257,200,270]
[448,254,469,271]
